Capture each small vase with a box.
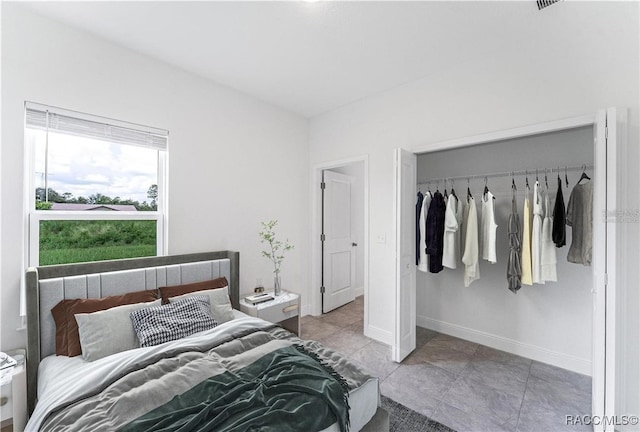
[274,275,282,296]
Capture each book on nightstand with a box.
[0,352,17,371]
[244,293,274,305]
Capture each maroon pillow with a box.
[159,277,229,304]
[51,289,158,357]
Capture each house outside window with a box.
[25,102,168,266]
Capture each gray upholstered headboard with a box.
[25,250,239,416]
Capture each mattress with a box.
[35,311,379,431]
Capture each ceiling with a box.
[22,1,555,118]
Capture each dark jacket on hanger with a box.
[426,191,446,273]
[416,192,424,265]
[552,177,566,247]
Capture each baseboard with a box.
[301,303,311,317]
[365,324,393,346]
[354,285,364,298]
[417,315,592,376]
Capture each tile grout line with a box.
[458,352,533,403]
[515,360,534,431]
[431,399,444,422]
[429,343,480,420]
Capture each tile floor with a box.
[300,296,592,432]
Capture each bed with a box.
[25,251,389,431]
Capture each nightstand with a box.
[240,291,300,335]
[0,350,26,432]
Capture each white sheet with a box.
[36,309,249,399]
[34,311,378,431]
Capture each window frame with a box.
[24,102,168,267]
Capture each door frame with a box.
[310,155,369,319]
[398,110,620,431]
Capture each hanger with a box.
[525,170,530,190]
[467,178,473,201]
[511,172,517,192]
[444,179,449,199]
[577,164,591,184]
[536,168,539,183]
[545,169,549,190]
[565,166,569,188]
[483,176,489,198]
[450,179,457,200]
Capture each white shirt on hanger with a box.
[540,189,558,282]
[480,191,498,264]
[532,181,545,284]
[462,196,480,287]
[461,197,470,262]
[443,194,459,269]
[417,191,432,272]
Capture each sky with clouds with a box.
[30,130,158,205]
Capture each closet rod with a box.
[418,164,593,186]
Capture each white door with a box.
[322,170,356,313]
[393,148,417,362]
[592,108,621,432]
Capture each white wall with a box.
[0,4,310,352]
[327,163,365,293]
[309,1,639,420]
[416,126,594,374]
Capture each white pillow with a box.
[168,287,234,324]
[75,299,161,361]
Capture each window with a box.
[25,102,168,266]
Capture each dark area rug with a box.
[381,395,457,432]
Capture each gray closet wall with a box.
[416,126,594,374]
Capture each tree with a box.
[35,187,64,203]
[147,184,158,206]
[35,187,155,211]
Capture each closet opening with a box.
[393,109,622,432]
[415,126,594,372]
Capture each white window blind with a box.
[25,102,168,150]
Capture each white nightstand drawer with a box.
[0,382,12,422]
[0,351,26,432]
[240,291,300,335]
[258,298,299,324]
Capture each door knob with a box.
[352,242,358,247]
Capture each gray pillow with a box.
[168,286,234,324]
[130,295,217,348]
[75,299,161,362]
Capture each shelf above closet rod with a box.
[418,164,593,186]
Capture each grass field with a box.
[40,245,156,266]
[39,220,156,265]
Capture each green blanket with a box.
[119,344,350,432]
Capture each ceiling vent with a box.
[537,0,560,10]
